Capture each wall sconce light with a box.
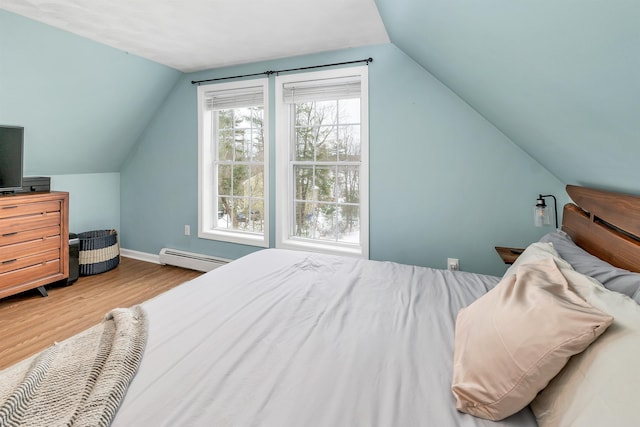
[534,194,558,229]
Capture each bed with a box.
[1,184,639,427]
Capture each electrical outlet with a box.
[184,224,190,236]
[447,258,459,271]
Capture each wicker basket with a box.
[78,229,120,276]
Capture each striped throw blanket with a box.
[0,306,147,427]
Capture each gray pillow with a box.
[539,231,640,304]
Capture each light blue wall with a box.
[50,173,120,233]
[0,10,181,175]
[375,0,640,195]
[121,43,566,276]
[0,10,181,235]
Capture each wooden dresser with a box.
[0,192,69,299]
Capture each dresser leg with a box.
[36,286,48,297]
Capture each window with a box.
[275,67,369,257]
[198,79,269,247]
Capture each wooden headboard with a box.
[562,185,640,272]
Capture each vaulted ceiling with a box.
[1,0,638,194]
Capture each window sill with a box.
[277,237,367,259]
[199,229,268,248]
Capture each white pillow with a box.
[531,267,640,427]
[540,231,640,303]
[503,242,573,278]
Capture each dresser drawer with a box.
[0,260,62,290]
[0,201,61,220]
[0,212,61,236]
[0,248,59,275]
[0,225,61,247]
[0,236,62,264]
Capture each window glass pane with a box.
[218,129,234,161]
[218,164,232,196]
[337,125,360,161]
[295,114,339,162]
[235,108,252,129]
[250,204,262,221]
[234,198,248,229]
[217,197,232,228]
[294,201,313,237]
[219,107,264,163]
[217,109,234,129]
[251,123,264,162]
[315,166,336,203]
[312,100,338,124]
[336,166,359,203]
[314,203,337,241]
[315,127,338,162]
[294,166,314,201]
[217,196,263,234]
[233,165,248,197]
[295,102,338,161]
[338,98,360,124]
[248,165,263,196]
[235,128,250,162]
[250,210,262,230]
[292,202,360,243]
[337,205,360,243]
[248,199,264,233]
[294,127,315,161]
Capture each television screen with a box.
[0,126,24,193]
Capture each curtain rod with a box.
[191,57,373,85]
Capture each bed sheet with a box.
[112,249,537,427]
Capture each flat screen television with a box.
[0,125,24,194]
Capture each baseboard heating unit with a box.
[158,248,230,272]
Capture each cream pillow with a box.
[452,257,613,421]
[531,267,640,427]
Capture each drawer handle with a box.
[2,232,18,237]
[2,206,18,210]
[2,259,17,265]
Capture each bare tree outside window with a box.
[292,98,360,243]
[216,107,265,233]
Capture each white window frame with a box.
[275,67,369,258]
[197,78,269,247]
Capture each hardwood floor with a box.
[0,257,202,371]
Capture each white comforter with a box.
[112,249,537,426]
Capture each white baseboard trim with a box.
[120,248,160,264]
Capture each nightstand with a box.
[495,246,526,265]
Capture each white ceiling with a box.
[0,0,389,72]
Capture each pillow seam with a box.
[470,326,606,412]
